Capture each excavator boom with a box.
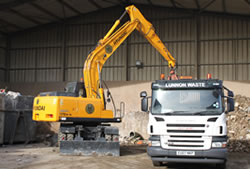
[84,5,176,100]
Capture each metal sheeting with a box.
[0,70,5,81]
[199,15,250,80]
[0,36,6,82]
[8,6,250,82]
[0,48,5,69]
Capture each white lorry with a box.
[140,78,234,168]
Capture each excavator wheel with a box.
[67,134,74,141]
[58,132,66,147]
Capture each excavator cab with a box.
[64,82,86,97]
[39,82,86,98]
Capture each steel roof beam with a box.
[194,0,200,9]
[8,8,42,25]
[57,0,82,15]
[88,0,102,9]
[102,0,120,5]
[174,1,185,8]
[169,0,177,8]
[0,18,22,30]
[147,0,153,5]
[30,2,62,21]
[244,0,250,5]
[0,0,37,11]
[200,0,216,12]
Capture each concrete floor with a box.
[0,144,249,169]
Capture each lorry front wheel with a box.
[152,161,163,167]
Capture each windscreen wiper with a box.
[191,111,220,115]
[162,111,189,115]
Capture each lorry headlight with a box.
[212,142,227,148]
[149,141,161,147]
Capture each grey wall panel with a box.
[129,67,161,81]
[66,46,93,68]
[0,36,6,48]
[200,16,250,40]
[66,68,82,82]
[0,49,5,68]
[12,26,62,48]
[161,18,195,41]
[0,36,6,82]
[36,69,61,82]
[36,48,61,68]
[10,49,36,69]
[102,67,125,81]
[129,42,195,68]
[200,16,233,40]
[129,43,164,66]
[200,65,234,80]
[9,70,35,82]
[200,41,234,64]
[236,40,248,63]
[0,70,4,81]
[67,24,105,46]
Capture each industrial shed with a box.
[0,1,250,169]
[0,0,249,85]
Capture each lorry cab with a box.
[140,79,234,168]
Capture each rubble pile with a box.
[227,94,250,152]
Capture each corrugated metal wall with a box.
[200,16,250,80]
[0,35,6,82]
[7,6,250,82]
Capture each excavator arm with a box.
[84,5,176,102]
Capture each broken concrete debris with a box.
[227,94,250,152]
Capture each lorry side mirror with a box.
[227,98,234,112]
[141,97,148,112]
[228,90,234,97]
[140,91,147,98]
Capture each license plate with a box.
[176,151,195,156]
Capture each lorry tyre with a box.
[152,161,163,167]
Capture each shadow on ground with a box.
[120,145,147,156]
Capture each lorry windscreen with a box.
[151,89,222,115]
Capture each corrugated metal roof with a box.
[0,0,249,34]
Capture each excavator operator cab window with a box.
[65,82,86,97]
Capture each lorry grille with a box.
[167,130,205,133]
[167,124,205,127]
[161,123,212,150]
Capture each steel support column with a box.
[5,36,11,82]
[194,14,201,79]
[61,23,67,81]
[125,37,130,81]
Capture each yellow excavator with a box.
[33,5,176,156]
